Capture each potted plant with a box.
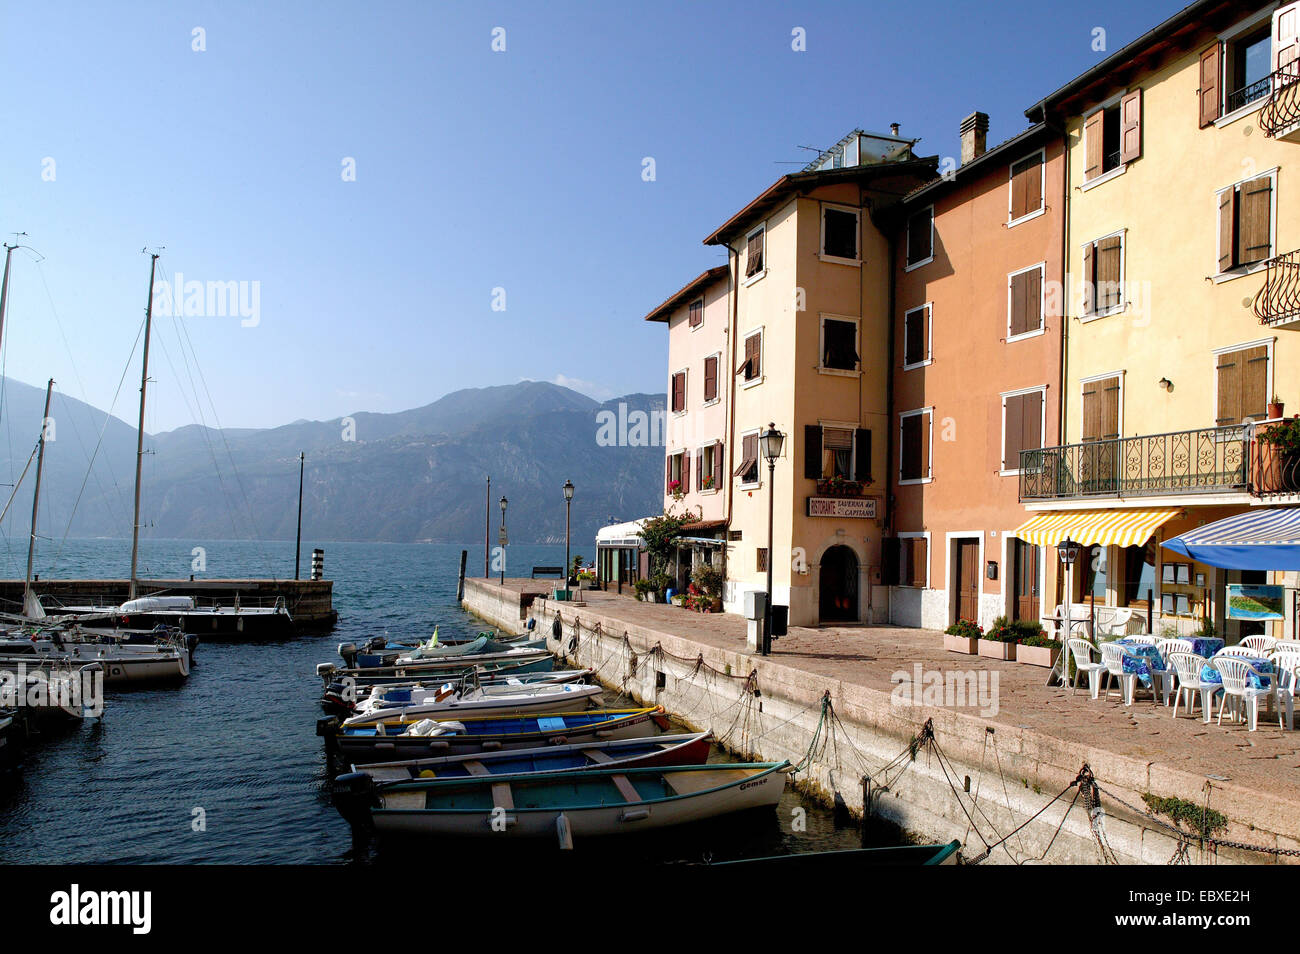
[692,564,724,612]
[1268,394,1285,419]
[701,474,715,491]
[944,619,981,654]
[577,569,598,590]
[978,616,1018,661]
[1254,415,1300,493]
[649,572,673,603]
[1017,631,1060,668]
[633,579,656,602]
[815,475,864,497]
[668,479,683,500]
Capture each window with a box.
[756,548,769,573]
[1217,172,1275,273]
[1121,543,1157,607]
[821,205,859,261]
[666,451,688,495]
[1081,233,1124,317]
[905,207,933,268]
[738,329,762,383]
[903,304,930,368]
[885,535,928,588]
[1216,343,1270,425]
[697,441,722,491]
[1083,91,1141,182]
[688,298,704,329]
[745,225,765,279]
[703,354,719,403]
[1007,264,1044,339]
[670,370,686,413]
[899,409,931,483]
[1001,388,1045,473]
[1008,152,1044,223]
[1081,375,1121,441]
[734,430,759,485]
[1201,19,1275,126]
[804,425,871,483]
[820,316,860,372]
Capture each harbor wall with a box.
[462,586,1300,865]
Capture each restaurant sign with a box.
[806,496,878,519]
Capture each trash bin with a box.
[770,605,788,638]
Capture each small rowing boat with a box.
[342,680,603,725]
[319,706,670,763]
[321,667,593,712]
[349,731,714,780]
[316,646,551,685]
[333,761,791,842]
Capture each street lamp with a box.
[563,479,575,597]
[1052,537,1082,687]
[759,423,785,656]
[499,496,508,585]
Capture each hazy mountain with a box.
[0,377,664,549]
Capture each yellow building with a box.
[1020,0,1300,640]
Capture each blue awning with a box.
[1161,508,1300,570]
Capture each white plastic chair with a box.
[1273,639,1300,653]
[1125,634,1158,646]
[1167,652,1215,723]
[1240,635,1277,654]
[1216,646,1260,659]
[1157,637,1193,659]
[1099,642,1147,705]
[1068,638,1105,698]
[1270,649,1300,731]
[1210,657,1280,732]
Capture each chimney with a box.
[889,122,900,137]
[959,111,989,165]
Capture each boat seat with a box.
[461,760,491,777]
[580,748,615,764]
[609,774,642,804]
[491,782,514,810]
[662,768,744,797]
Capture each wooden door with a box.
[1012,540,1039,622]
[956,540,980,623]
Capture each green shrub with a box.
[1141,793,1228,841]
[945,619,983,639]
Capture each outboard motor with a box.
[316,662,337,682]
[337,643,357,667]
[330,772,378,830]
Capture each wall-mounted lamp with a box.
[1159,377,1173,392]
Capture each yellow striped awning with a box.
[1012,509,1181,548]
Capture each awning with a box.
[1012,508,1181,547]
[1162,508,1300,570]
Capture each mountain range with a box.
[0,377,664,551]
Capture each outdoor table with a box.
[1116,639,1166,688]
[1187,636,1225,657]
[1200,655,1274,689]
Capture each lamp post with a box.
[1053,537,1082,687]
[499,496,508,586]
[563,479,575,598]
[484,476,491,578]
[759,423,785,656]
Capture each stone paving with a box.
[499,581,1300,804]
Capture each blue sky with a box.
[1,0,1178,433]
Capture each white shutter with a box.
[1275,2,1299,74]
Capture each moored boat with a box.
[321,667,593,712]
[342,679,603,725]
[708,840,962,866]
[333,760,791,842]
[0,630,190,687]
[316,645,551,685]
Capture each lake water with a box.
[0,539,888,864]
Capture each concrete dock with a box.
[464,577,1300,865]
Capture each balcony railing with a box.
[1226,74,1273,114]
[1259,63,1300,138]
[1020,425,1249,501]
[1252,247,1300,326]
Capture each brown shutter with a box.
[1096,237,1121,311]
[748,333,761,378]
[671,372,685,412]
[1217,351,1243,425]
[804,424,822,480]
[1119,89,1142,163]
[1082,379,1101,441]
[1243,345,1269,421]
[1238,176,1272,266]
[696,448,704,491]
[919,413,931,478]
[1010,161,1028,220]
[1022,390,1043,457]
[682,451,690,494]
[1004,394,1025,469]
[1026,266,1042,332]
[1024,157,1041,214]
[746,230,764,277]
[1100,377,1120,440]
[688,299,703,328]
[854,428,871,482]
[666,453,672,493]
[910,538,928,588]
[1081,242,1095,314]
[1083,111,1104,180]
[714,443,723,488]
[1218,188,1237,273]
[1009,271,1028,336]
[1199,44,1222,128]
[703,355,718,402]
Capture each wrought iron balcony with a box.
[1252,247,1300,327]
[1019,426,1249,501]
[1259,63,1300,140]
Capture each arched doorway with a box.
[819,545,859,622]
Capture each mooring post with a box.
[457,549,467,602]
[861,775,872,846]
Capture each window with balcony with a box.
[1081,374,1121,441]
[899,409,932,483]
[1202,15,1280,127]
[1001,388,1044,473]
[821,205,859,262]
[1083,91,1141,184]
[1215,343,1270,425]
[1081,233,1124,317]
[1217,172,1275,276]
[905,206,933,269]
[820,316,860,372]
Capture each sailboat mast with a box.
[128,253,159,601]
[295,451,304,580]
[0,243,17,358]
[24,378,54,611]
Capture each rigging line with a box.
[0,443,38,525]
[48,318,147,573]
[159,263,278,582]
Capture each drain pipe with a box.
[721,241,740,605]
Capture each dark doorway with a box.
[819,546,859,622]
[1012,539,1039,622]
[955,539,980,623]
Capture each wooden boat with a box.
[317,653,554,690]
[342,680,603,725]
[350,731,714,780]
[321,667,593,712]
[709,840,962,867]
[338,630,543,666]
[320,706,670,763]
[316,646,551,685]
[333,761,791,841]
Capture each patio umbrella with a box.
[1161,508,1300,570]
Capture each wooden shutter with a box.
[696,448,704,491]
[1238,176,1272,266]
[904,308,925,364]
[1217,350,1243,425]
[1199,44,1222,127]
[681,452,690,494]
[703,355,718,402]
[688,299,703,328]
[1011,155,1042,220]
[1219,188,1237,272]
[1081,242,1095,314]
[665,454,672,493]
[909,538,928,588]
[713,443,723,488]
[854,428,871,482]
[1100,377,1120,440]
[1022,390,1043,457]
[747,333,761,378]
[746,230,764,277]
[1004,394,1025,469]
[671,372,685,412]
[1096,237,1121,311]
[1009,271,1030,336]
[1083,111,1104,180]
[1276,3,1299,75]
[1243,345,1269,421]
[804,425,822,480]
[1119,89,1142,164]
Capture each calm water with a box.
[0,539,882,864]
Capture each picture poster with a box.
[1227,584,1286,621]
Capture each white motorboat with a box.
[0,631,190,686]
[342,680,603,726]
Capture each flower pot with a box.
[1268,402,1285,419]
[977,639,1016,661]
[1017,644,1060,668]
[1251,428,1287,493]
[944,634,979,655]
